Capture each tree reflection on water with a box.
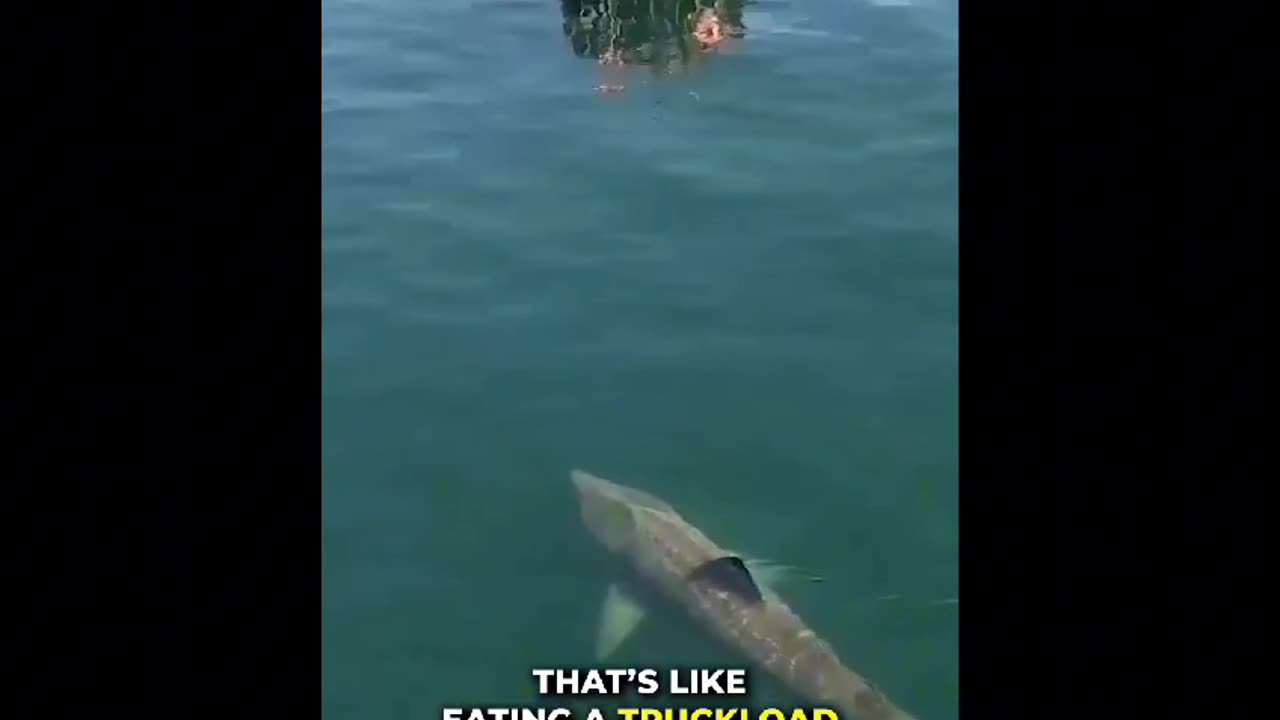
[559,0,747,92]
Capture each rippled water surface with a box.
[323,0,957,717]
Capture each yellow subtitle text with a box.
[616,709,838,720]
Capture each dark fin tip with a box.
[687,555,764,604]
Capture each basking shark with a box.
[571,470,918,720]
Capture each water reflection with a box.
[560,0,746,90]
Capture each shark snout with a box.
[571,470,636,553]
[574,469,693,555]
[571,470,676,514]
[571,469,624,501]
[570,470,682,553]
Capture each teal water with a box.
[322,0,957,718]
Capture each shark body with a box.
[571,470,917,720]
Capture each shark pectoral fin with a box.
[594,582,646,660]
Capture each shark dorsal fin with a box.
[687,555,764,605]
